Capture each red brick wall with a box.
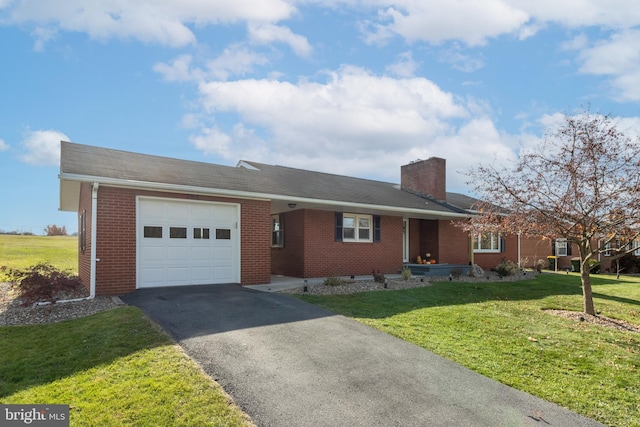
[90,186,271,296]
[437,220,470,265]
[401,158,446,200]
[520,237,552,268]
[271,210,403,278]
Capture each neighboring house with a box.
[59,142,523,296]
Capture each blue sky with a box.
[1,1,639,235]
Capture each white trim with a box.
[59,173,470,219]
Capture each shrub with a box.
[588,259,601,273]
[372,270,385,283]
[1,262,85,306]
[617,253,640,274]
[324,276,346,287]
[400,266,412,281]
[494,259,519,277]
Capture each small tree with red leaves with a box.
[463,109,640,315]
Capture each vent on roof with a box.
[236,161,260,171]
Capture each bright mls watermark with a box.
[1,405,69,426]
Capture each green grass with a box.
[0,307,253,426]
[1,234,252,426]
[296,273,640,427]
[0,235,78,279]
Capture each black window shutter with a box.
[500,236,506,253]
[373,215,381,242]
[335,212,343,242]
[551,239,556,256]
[567,241,572,256]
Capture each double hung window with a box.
[473,232,501,253]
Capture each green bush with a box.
[400,266,412,281]
[494,259,519,277]
[324,276,346,287]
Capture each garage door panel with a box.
[140,246,166,263]
[138,198,239,288]
[214,266,233,281]
[167,245,190,261]
[191,246,212,261]
[139,267,166,286]
[191,266,213,281]
[214,246,232,261]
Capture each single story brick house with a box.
[60,141,539,296]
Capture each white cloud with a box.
[574,29,640,101]
[364,0,529,46]
[189,66,490,180]
[248,23,313,57]
[206,45,270,80]
[512,0,640,29]
[4,0,296,47]
[154,54,198,82]
[0,138,9,151]
[438,44,485,73]
[385,51,419,77]
[19,129,69,165]
[362,0,640,46]
[154,46,270,83]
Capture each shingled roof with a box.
[59,141,473,219]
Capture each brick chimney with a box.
[401,157,447,201]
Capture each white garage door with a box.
[137,197,240,288]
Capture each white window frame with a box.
[634,240,640,256]
[473,232,501,253]
[343,213,373,243]
[555,238,568,257]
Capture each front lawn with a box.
[296,273,640,427]
[0,307,253,426]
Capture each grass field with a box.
[297,273,640,427]
[1,235,253,426]
[0,234,77,279]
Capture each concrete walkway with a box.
[122,284,603,427]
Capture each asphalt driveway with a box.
[121,284,603,427]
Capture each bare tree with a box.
[463,109,640,315]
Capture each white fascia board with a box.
[59,173,470,219]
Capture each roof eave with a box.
[58,173,470,219]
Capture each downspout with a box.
[518,233,521,269]
[47,182,98,305]
[88,182,99,299]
